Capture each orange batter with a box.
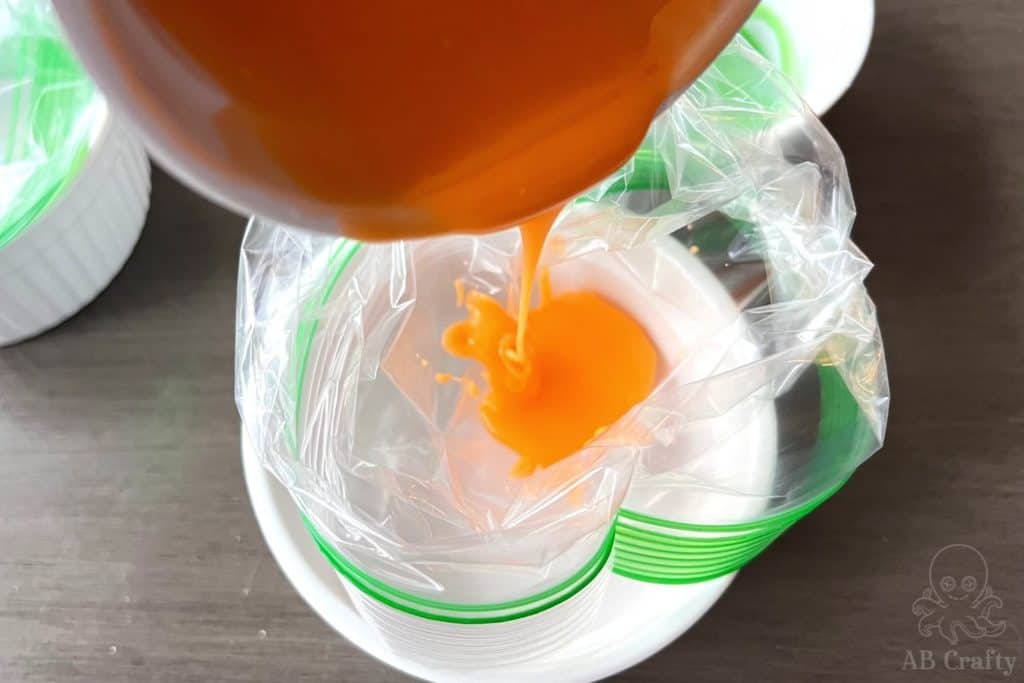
[442,212,658,476]
[114,1,754,239]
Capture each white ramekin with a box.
[0,106,150,346]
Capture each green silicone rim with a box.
[304,515,615,625]
[0,18,97,250]
[739,3,800,87]
[292,238,362,440]
[612,364,870,583]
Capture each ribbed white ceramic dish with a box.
[0,106,150,346]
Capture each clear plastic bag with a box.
[236,37,887,621]
[0,0,102,249]
[237,227,627,607]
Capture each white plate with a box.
[242,431,737,682]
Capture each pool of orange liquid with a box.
[442,212,658,476]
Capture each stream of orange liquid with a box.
[442,212,658,476]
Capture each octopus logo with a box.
[912,544,1008,645]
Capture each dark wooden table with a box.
[2,2,1022,681]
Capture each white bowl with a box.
[240,234,779,681]
[748,0,874,115]
[0,106,150,346]
[243,430,736,683]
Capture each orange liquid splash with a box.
[442,217,657,476]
